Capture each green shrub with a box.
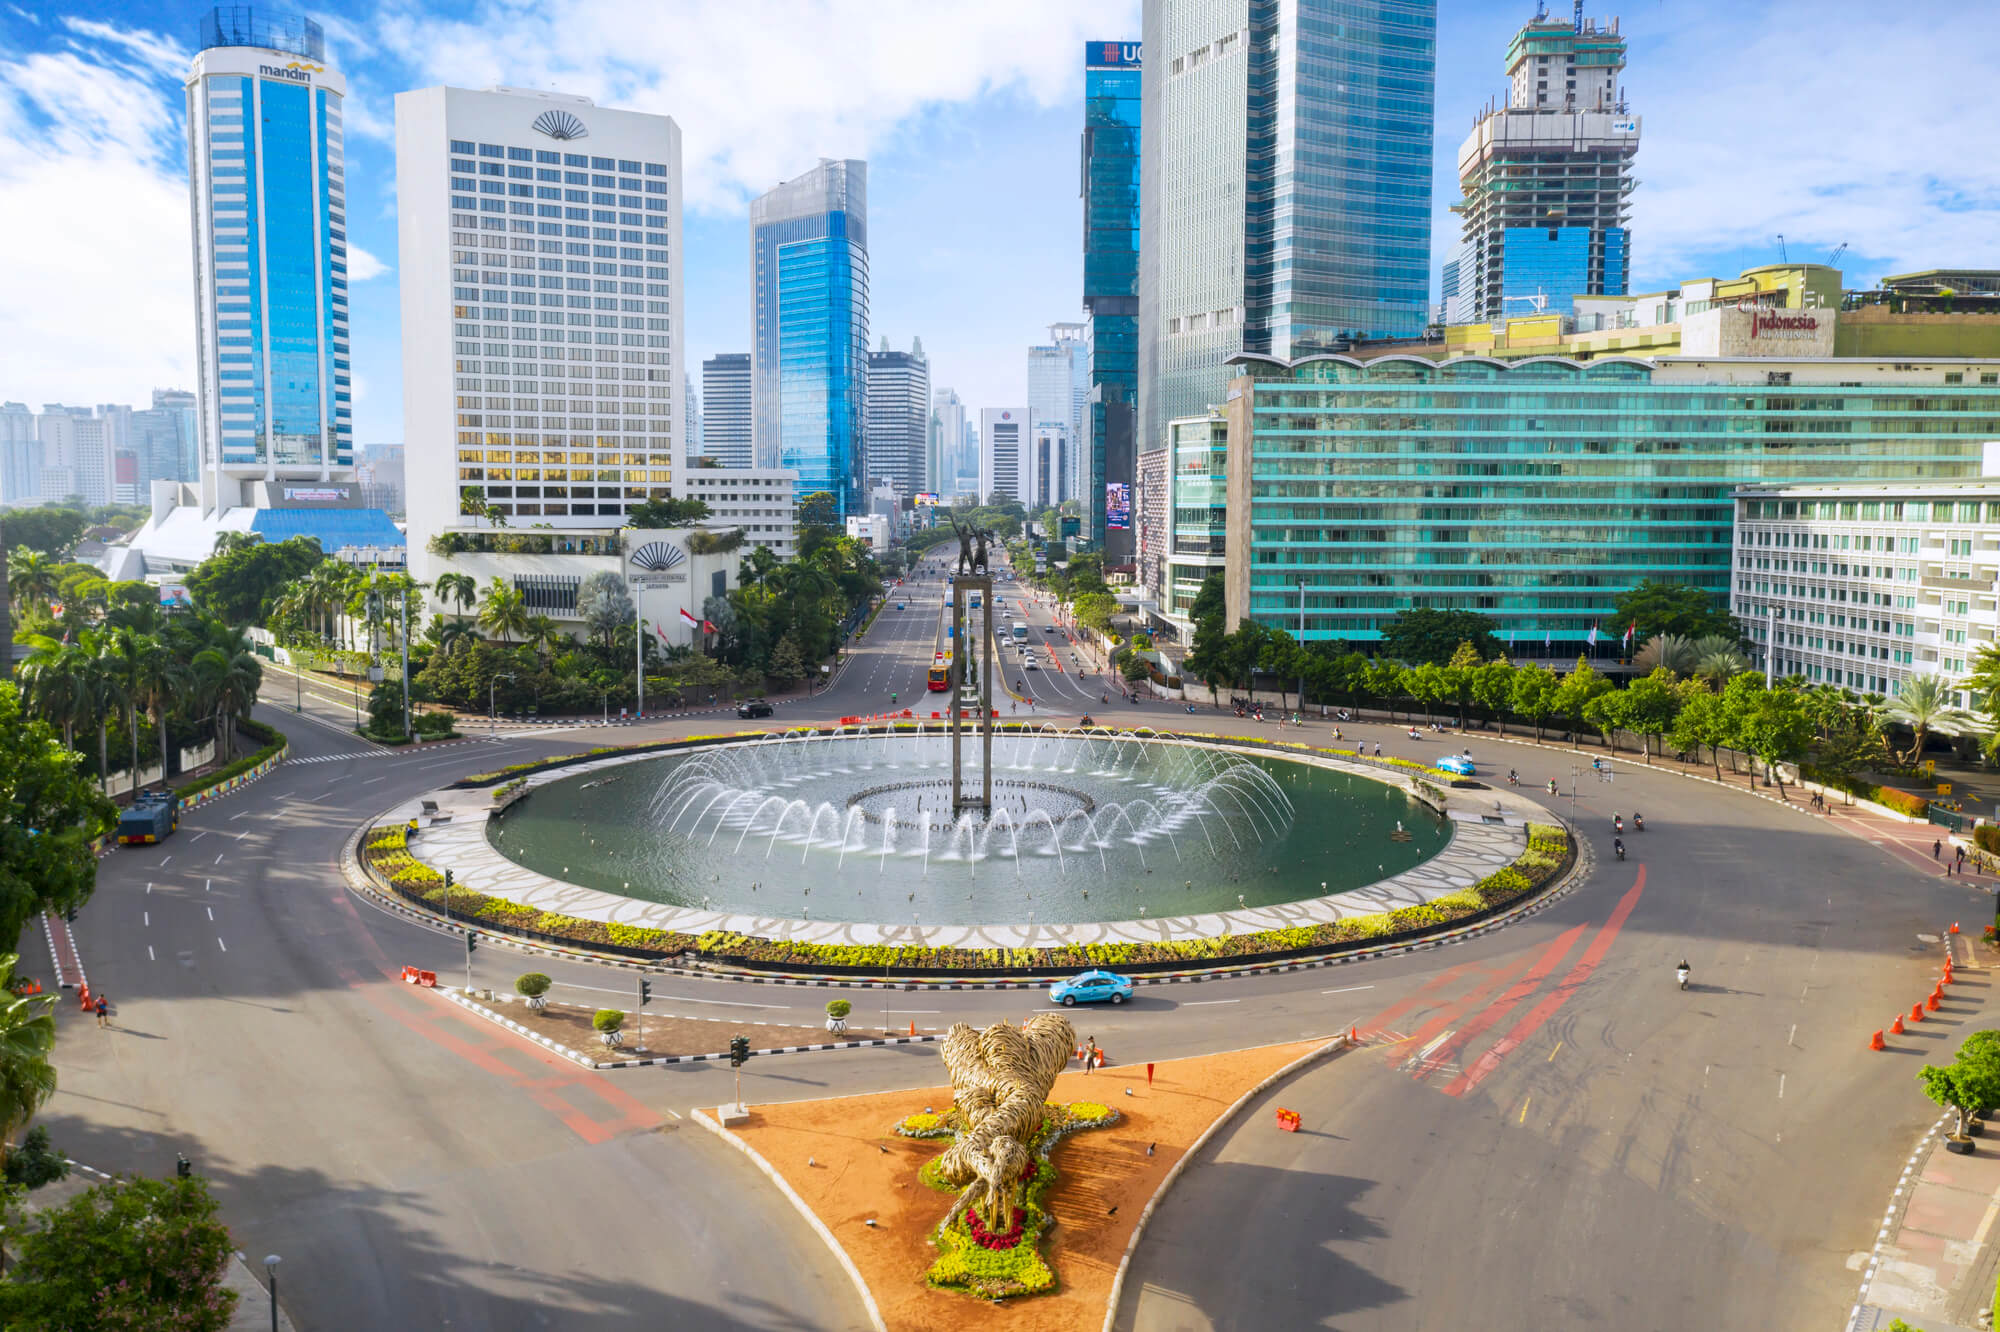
[825,999,851,1019]
[1974,825,2000,856]
[175,723,286,801]
[515,972,552,998]
[592,1009,625,1033]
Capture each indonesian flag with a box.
[1622,621,1635,647]
[1587,623,1599,646]
[651,620,668,642]
[678,607,700,629]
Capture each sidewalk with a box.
[1852,1086,2000,1332]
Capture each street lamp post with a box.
[263,1254,281,1332]
[1297,579,1307,714]
[489,673,516,734]
[1765,603,1782,687]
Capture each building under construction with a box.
[1446,3,1638,322]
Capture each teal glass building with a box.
[1083,40,1141,556]
[751,160,868,521]
[1222,355,2000,654]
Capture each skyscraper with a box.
[152,388,200,483]
[865,336,929,498]
[0,403,37,504]
[750,158,869,519]
[701,353,753,469]
[395,84,685,542]
[1137,1,1436,456]
[185,8,353,515]
[1083,40,1142,558]
[685,373,700,467]
[1452,6,1636,320]
[979,408,1031,504]
[929,388,966,496]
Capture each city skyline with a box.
[4,1,2000,446]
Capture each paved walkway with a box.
[1853,1099,2000,1329]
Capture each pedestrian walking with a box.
[1934,839,1943,860]
[1373,742,1382,757]
[94,994,108,1028]
[1084,1037,1099,1074]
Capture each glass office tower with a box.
[750,159,869,520]
[1083,40,1142,557]
[1222,355,2000,652]
[1139,0,1435,463]
[186,7,351,513]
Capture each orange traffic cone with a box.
[1912,1002,1927,1023]
[1928,989,1942,1012]
[1952,922,1961,934]
[908,1020,916,1037]
[1892,1014,1907,1035]
[1870,1029,1887,1051]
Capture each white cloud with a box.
[60,17,189,80]
[0,30,195,404]
[373,0,1129,213]
[347,243,390,281]
[1626,0,2000,284]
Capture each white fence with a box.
[104,740,217,799]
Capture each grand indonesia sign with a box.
[1750,311,1821,339]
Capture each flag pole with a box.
[635,598,645,719]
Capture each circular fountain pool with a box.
[486,728,1451,928]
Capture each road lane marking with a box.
[217,937,227,952]
[1789,1023,1797,1046]
[206,907,214,921]
[145,883,152,895]
[147,945,155,961]
[143,912,149,927]
[1519,1098,1530,1124]
[1182,999,1239,1006]
[214,854,225,865]
[159,856,172,867]
[205,880,210,892]
[1547,1040,1563,1062]
[230,810,252,820]
[190,831,206,843]
[1320,985,1375,995]
[235,831,248,841]
[1779,1074,1786,1099]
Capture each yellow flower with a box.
[903,1112,943,1131]
[1069,1101,1110,1121]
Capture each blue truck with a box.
[117,790,181,844]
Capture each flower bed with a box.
[921,1100,1122,1301]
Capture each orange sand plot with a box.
[712,1037,1340,1332]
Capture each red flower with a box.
[965,1205,1026,1250]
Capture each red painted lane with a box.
[1395,952,1544,1064]
[1408,920,1589,1084]
[1355,959,1489,1039]
[1443,868,1647,1098]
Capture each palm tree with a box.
[211,530,263,555]
[1631,632,1696,675]
[6,547,56,617]
[435,571,478,626]
[192,641,261,760]
[17,635,87,749]
[1888,673,1974,767]
[81,632,124,795]
[476,577,530,643]
[427,615,478,659]
[524,614,564,664]
[108,628,168,790]
[0,955,58,1165]
[1691,633,1751,688]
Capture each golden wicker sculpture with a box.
[933,1013,1077,1232]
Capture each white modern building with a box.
[1734,467,2000,707]
[681,466,798,558]
[845,513,892,554]
[929,388,966,496]
[1028,324,1086,451]
[396,83,684,562]
[978,407,1031,504]
[36,408,107,506]
[0,403,35,504]
[864,336,928,497]
[700,353,752,469]
[684,372,700,469]
[1027,420,1071,509]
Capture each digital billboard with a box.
[914,492,940,507]
[1105,482,1131,530]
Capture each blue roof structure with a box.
[249,507,404,552]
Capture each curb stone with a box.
[689,1108,888,1332]
[1100,1034,1353,1332]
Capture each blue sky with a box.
[3,1,1997,444]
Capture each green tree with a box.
[1444,641,1483,729]
[1403,661,1452,723]
[0,684,110,953]
[1183,620,1230,706]
[1551,658,1612,747]
[1378,608,1502,666]
[365,680,405,739]
[5,548,58,618]
[1188,572,1226,626]
[575,569,634,650]
[0,1174,238,1329]
[1620,668,1684,761]
[767,634,804,689]
[1887,674,1973,767]
[1631,632,1698,675]
[476,576,530,643]
[1669,678,1731,781]
[1613,579,1739,644]
[1073,591,1118,635]
[0,953,57,1165]
[797,491,838,529]
[3,1124,68,1192]
[1582,689,1628,753]
[0,508,86,562]
[183,534,324,625]
[1920,1031,2000,1138]
[1471,657,1518,732]
[1363,658,1407,720]
[1735,685,1814,796]
[625,496,713,527]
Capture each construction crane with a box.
[1826,242,1849,266]
[1775,234,1788,263]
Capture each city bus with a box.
[1010,623,1028,643]
[928,651,952,691]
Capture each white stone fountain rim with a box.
[382,733,1543,950]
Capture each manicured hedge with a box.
[1874,787,1931,818]
[175,719,286,800]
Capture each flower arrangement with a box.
[897,1112,950,1138]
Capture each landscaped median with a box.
[358,810,1573,977]
[176,717,287,811]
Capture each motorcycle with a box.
[1185,704,1198,714]
[1547,779,1559,795]
[1676,963,1690,991]
[1613,815,1624,833]
[1614,838,1626,861]
[1080,715,1094,727]
[1633,813,1644,831]
[1507,770,1519,786]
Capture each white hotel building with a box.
[396,85,684,547]
[1734,459,2000,708]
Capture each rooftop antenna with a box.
[1775,234,1788,263]
[1534,1,1548,19]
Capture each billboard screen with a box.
[1105,482,1131,530]
[914,492,940,507]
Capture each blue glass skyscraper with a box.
[1139,0,1436,465]
[750,159,869,521]
[1083,40,1141,559]
[186,7,352,513]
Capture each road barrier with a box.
[1275,1108,1302,1132]
[402,966,421,984]
[1928,988,1942,1012]
[418,970,437,987]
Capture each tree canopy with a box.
[1378,608,1502,665]
[1615,579,1739,645]
[184,535,324,624]
[0,683,115,948]
[625,497,712,528]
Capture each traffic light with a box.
[465,930,477,957]
[444,868,454,892]
[638,976,652,1007]
[729,1035,750,1068]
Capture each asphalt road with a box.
[37,563,2000,1331]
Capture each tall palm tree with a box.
[211,530,263,555]
[192,641,261,760]
[17,635,87,749]
[6,547,56,618]
[476,577,530,643]
[1888,673,1974,767]
[1692,636,1751,688]
[435,571,478,626]
[0,955,57,1165]
[108,628,167,790]
[524,615,565,664]
[1631,632,1697,675]
[81,632,125,795]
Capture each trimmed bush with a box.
[825,999,852,1019]
[1876,787,1931,818]
[1973,825,2000,856]
[592,1008,625,1033]
[515,972,552,998]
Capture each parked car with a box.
[1049,969,1133,1006]
[1436,754,1476,776]
[737,699,776,719]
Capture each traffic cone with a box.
[1871,1029,1887,1051]
[1912,1002,1927,1023]
[1952,922,1962,934]
[1928,989,1942,1012]
[1892,1014,1907,1035]
[908,1020,916,1037]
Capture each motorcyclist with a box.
[1634,812,1644,831]
[1614,837,1626,860]
[1613,812,1624,833]
[1508,769,1519,786]
[1547,779,1558,794]
[1676,958,1690,989]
